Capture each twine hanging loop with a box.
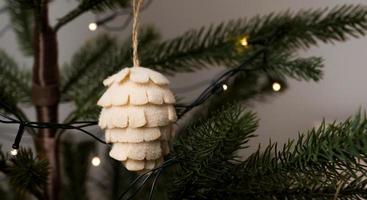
[132,0,143,67]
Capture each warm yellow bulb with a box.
[10,149,18,156]
[91,156,101,166]
[240,37,248,47]
[222,84,228,91]
[88,23,98,31]
[272,82,281,92]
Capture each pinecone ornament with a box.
[97,67,177,172]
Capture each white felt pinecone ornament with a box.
[97,67,177,172]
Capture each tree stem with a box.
[32,0,60,199]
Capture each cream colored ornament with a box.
[97,67,177,172]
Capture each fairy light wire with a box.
[0,47,267,151]
[0,33,275,199]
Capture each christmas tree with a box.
[1,0,367,199]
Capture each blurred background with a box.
[0,0,367,155]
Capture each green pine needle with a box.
[6,0,34,56]
[6,0,40,9]
[171,106,367,199]
[62,5,367,121]
[61,138,96,200]
[7,148,48,199]
[264,55,324,82]
[54,0,130,31]
[62,27,161,120]
[170,103,258,199]
[61,34,117,96]
[76,0,130,12]
[140,5,367,74]
[234,111,367,199]
[0,50,31,110]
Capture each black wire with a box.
[117,159,176,200]
[0,111,106,148]
[0,47,264,151]
[148,167,164,200]
[177,49,265,118]
[125,173,153,200]
[0,45,265,199]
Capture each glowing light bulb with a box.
[272,82,281,92]
[222,84,228,91]
[91,156,101,166]
[10,149,18,156]
[88,23,98,31]
[240,37,248,47]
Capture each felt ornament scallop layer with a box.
[97,67,177,172]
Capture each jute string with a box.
[132,0,143,67]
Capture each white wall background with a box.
[0,0,367,155]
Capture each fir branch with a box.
[177,53,325,130]
[63,5,367,120]
[232,112,367,199]
[63,27,160,120]
[264,56,324,82]
[0,49,31,110]
[6,148,48,200]
[191,71,287,119]
[61,138,95,200]
[54,0,129,31]
[140,5,367,74]
[6,0,34,56]
[5,0,40,9]
[170,103,258,199]
[141,20,246,73]
[61,34,117,96]
[271,5,367,50]
[171,106,367,199]
[102,153,141,200]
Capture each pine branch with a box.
[102,152,140,200]
[177,54,321,131]
[1,148,48,200]
[61,34,116,97]
[140,5,367,74]
[62,27,161,120]
[176,71,286,135]
[208,53,322,105]
[0,49,31,110]
[62,5,366,120]
[231,112,367,199]
[264,56,324,82]
[0,185,12,200]
[5,0,40,9]
[271,5,367,50]
[6,0,34,56]
[54,0,129,31]
[171,106,367,199]
[170,103,258,199]
[61,137,95,200]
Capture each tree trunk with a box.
[31,1,60,199]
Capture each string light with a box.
[0,49,265,151]
[88,22,98,31]
[222,84,228,91]
[91,156,101,166]
[10,149,18,156]
[240,36,248,47]
[272,82,282,92]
